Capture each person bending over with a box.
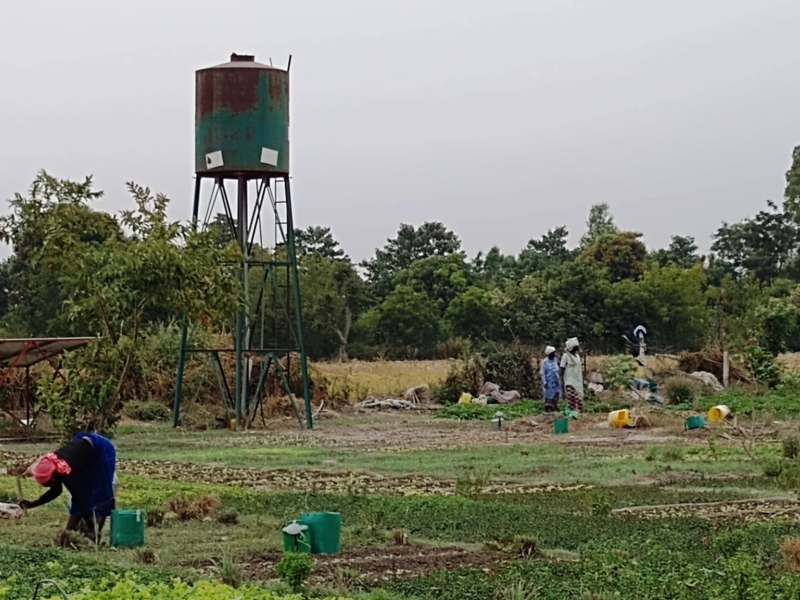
[21,432,116,542]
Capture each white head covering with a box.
[565,337,580,351]
[544,346,556,356]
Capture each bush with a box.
[122,400,171,422]
[783,436,800,460]
[275,552,314,593]
[484,345,539,400]
[745,345,782,388]
[604,356,637,393]
[665,379,696,405]
[762,459,784,478]
[781,536,800,573]
[433,355,485,404]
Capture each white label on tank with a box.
[260,147,279,166]
[206,151,224,169]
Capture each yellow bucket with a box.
[608,409,633,428]
[708,405,730,422]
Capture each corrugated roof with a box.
[0,338,94,368]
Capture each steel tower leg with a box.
[283,177,313,429]
[173,177,203,427]
[235,175,247,431]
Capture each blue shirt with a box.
[540,357,561,400]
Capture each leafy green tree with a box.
[605,264,710,352]
[29,178,238,434]
[472,247,517,287]
[372,284,442,357]
[205,213,236,249]
[445,286,501,342]
[362,222,461,297]
[711,200,799,282]
[295,226,347,260]
[580,203,619,248]
[393,253,471,313]
[298,254,369,361]
[516,226,574,276]
[0,171,122,336]
[494,261,611,350]
[651,235,703,269]
[581,232,647,282]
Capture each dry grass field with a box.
[311,359,456,402]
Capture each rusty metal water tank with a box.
[195,53,289,176]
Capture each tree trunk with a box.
[334,306,352,363]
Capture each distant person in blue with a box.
[21,432,116,542]
[540,346,561,412]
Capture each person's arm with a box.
[20,481,63,509]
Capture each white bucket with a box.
[708,405,731,422]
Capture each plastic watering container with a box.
[685,415,705,430]
[708,405,731,422]
[608,409,633,428]
[110,509,145,548]
[553,418,569,434]
[282,521,312,554]
[300,512,341,554]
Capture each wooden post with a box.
[723,351,730,388]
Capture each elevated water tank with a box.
[195,53,289,176]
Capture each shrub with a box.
[604,356,637,393]
[783,435,800,460]
[433,355,485,404]
[275,552,314,593]
[167,494,220,520]
[665,379,695,405]
[745,345,782,388]
[763,459,784,478]
[781,537,800,573]
[122,400,171,422]
[483,345,539,399]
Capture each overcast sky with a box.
[1,0,799,262]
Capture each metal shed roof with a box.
[0,338,95,368]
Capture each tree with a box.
[517,226,574,276]
[372,284,441,357]
[392,253,471,313]
[650,236,703,269]
[605,264,710,352]
[445,286,501,342]
[362,222,461,297]
[580,203,619,248]
[472,247,517,287]
[298,255,368,361]
[30,178,238,434]
[0,171,122,336]
[581,232,647,282]
[711,200,799,282]
[295,226,347,260]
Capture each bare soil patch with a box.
[196,544,503,586]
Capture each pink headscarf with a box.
[31,453,71,485]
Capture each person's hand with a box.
[17,499,32,510]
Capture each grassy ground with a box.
[3,403,800,599]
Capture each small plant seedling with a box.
[275,552,314,593]
[496,579,540,600]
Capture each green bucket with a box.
[300,512,341,555]
[686,415,705,430]
[553,418,569,434]
[110,509,145,548]
[282,521,312,554]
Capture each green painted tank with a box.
[196,53,289,175]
